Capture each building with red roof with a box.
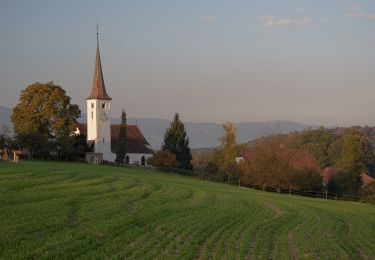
[78,25,153,165]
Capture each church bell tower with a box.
[86,21,114,161]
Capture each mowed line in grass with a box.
[1,161,375,259]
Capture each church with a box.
[76,28,153,165]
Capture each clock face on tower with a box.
[100,112,108,121]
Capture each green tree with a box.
[162,113,192,170]
[56,132,74,162]
[116,110,127,164]
[290,127,333,169]
[72,134,88,160]
[335,129,374,174]
[0,126,12,150]
[0,126,13,160]
[11,82,80,159]
[217,122,238,184]
[328,169,361,197]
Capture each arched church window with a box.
[91,103,94,108]
[141,156,145,166]
[101,103,105,108]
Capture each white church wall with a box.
[86,100,98,141]
[126,153,153,166]
[87,99,113,161]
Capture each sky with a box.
[0,0,374,126]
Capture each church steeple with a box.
[87,20,111,100]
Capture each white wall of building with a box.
[87,99,113,161]
[126,153,153,166]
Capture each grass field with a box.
[1,161,375,259]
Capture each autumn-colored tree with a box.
[12,82,80,158]
[147,150,179,168]
[334,129,374,174]
[239,137,309,192]
[217,122,238,183]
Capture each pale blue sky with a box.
[0,0,374,126]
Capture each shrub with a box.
[147,150,179,168]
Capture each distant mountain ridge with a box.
[0,106,12,129]
[0,106,312,149]
[78,114,312,149]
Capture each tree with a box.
[335,129,374,174]
[328,169,361,197]
[216,122,238,184]
[11,82,80,159]
[162,113,192,170]
[0,126,13,160]
[147,150,179,168]
[56,131,74,162]
[291,168,322,192]
[192,150,215,179]
[72,134,88,160]
[0,126,12,149]
[116,110,127,163]
[284,127,334,168]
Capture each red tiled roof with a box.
[360,173,375,186]
[242,148,320,172]
[77,123,152,154]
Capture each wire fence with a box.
[237,183,361,201]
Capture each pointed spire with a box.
[87,19,112,100]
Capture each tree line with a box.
[192,125,375,201]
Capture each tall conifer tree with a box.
[116,110,127,163]
[162,113,193,170]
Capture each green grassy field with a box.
[1,161,375,259]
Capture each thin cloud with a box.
[261,15,312,27]
[346,2,362,12]
[345,2,375,20]
[199,16,217,23]
[345,12,365,18]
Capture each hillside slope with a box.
[1,161,375,259]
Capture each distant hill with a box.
[79,114,311,149]
[0,106,311,149]
[0,106,12,129]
